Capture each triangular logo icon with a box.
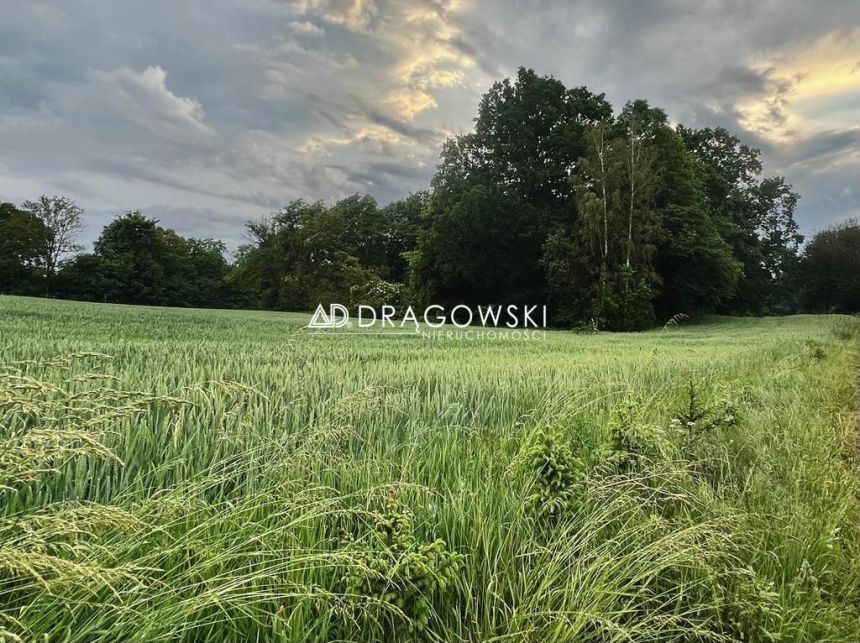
[308,303,332,329]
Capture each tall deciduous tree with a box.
[60,211,238,308]
[574,121,618,265]
[413,68,611,309]
[617,100,660,270]
[677,126,801,314]
[649,126,741,317]
[798,220,860,313]
[233,196,403,311]
[20,195,84,279]
[0,202,51,294]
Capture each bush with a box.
[336,494,463,639]
[523,429,586,522]
[604,401,666,472]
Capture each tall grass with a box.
[0,296,858,641]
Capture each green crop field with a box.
[0,295,858,642]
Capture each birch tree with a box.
[575,121,617,264]
[618,101,659,270]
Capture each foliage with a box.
[0,203,50,296]
[19,195,84,287]
[673,380,739,436]
[798,219,860,313]
[605,401,663,472]
[336,494,463,639]
[349,276,406,311]
[678,127,802,314]
[57,211,240,308]
[523,429,586,521]
[413,68,611,313]
[410,182,544,307]
[410,72,775,328]
[0,68,812,325]
[232,196,416,312]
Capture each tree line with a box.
[1,69,857,327]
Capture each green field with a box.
[0,295,858,642]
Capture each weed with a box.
[721,566,783,643]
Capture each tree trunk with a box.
[596,128,609,263]
[627,136,635,269]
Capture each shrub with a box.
[604,401,666,473]
[523,429,586,521]
[673,380,739,436]
[349,276,406,311]
[336,494,463,639]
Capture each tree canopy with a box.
[797,220,860,314]
[3,68,851,324]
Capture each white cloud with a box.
[288,20,324,35]
[291,0,378,32]
[85,66,211,136]
[0,65,216,174]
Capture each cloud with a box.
[288,20,324,35]
[1,0,859,248]
[737,28,860,143]
[291,0,378,32]
[96,66,208,130]
[0,65,218,180]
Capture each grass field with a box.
[0,295,858,642]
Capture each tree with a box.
[555,121,623,326]
[59,211,238,308]
[549,101,663,330]
[381,192,428,283]
[798,220,860,313]
[544,100,742,328]
[412,68,611,309]
[574,121,618,265]
[0,202,50,294]
[753,177,803,278]
[541,229,598,326]
[617,100,661,269]
[677,126,801,314]
[4,70,810,326]
[466,68,612,210]
[55,253,111,302]
[233,196,399,312]
[411,183,542,307]
[649,125,741,318]
[235,205,307,310]
[92,212,169,304]
[20,195,84,281]
[183,238,235,308]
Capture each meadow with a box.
[0,295,858,642]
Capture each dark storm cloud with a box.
[1,0,858,248]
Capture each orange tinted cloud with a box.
[738,28,860,142]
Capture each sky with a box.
[1,0,859,251]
